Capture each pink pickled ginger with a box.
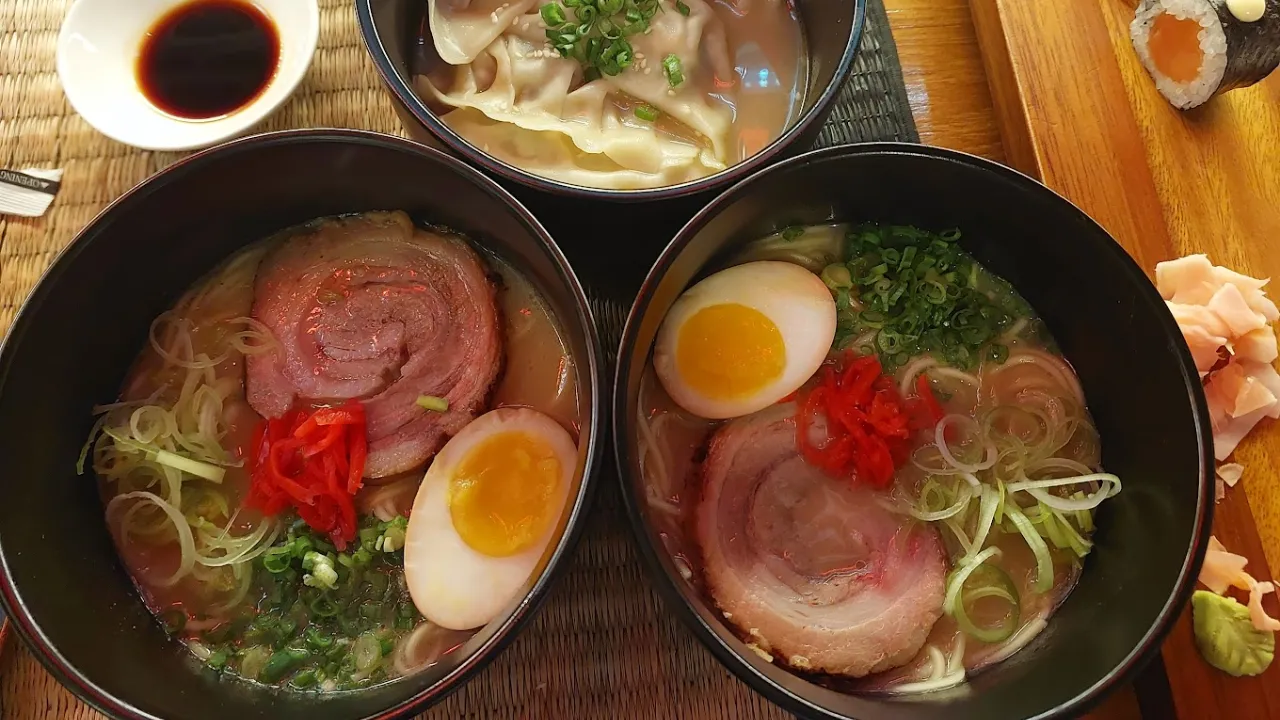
[1199,535,1280,632]
[1157,255,1279,462]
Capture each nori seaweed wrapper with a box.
[1212,0,1280,93]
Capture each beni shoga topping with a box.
[641,222,1121,693]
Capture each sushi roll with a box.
[1131,0,1280,109]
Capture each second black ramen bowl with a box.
[614,144,1214,719]
[356,0,865,202]
[0,130,603,720]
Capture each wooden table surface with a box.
[881,1,1144,718]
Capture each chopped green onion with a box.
[262,547,292,574]
[305,628,334,652]
[415,395,449,413]
[951,563,1020,643]
[291,669,318,689]
[1004,504,1055,593]
[943,545,1000,615]
[907,478,972,522]
[160,608,186,636]
[309,594,341,618]
[381,517,408,553]
[366,570,389,597]
[302,551,338,590]
[1006,473,1121,512]
[781,225,805,242]
[1040,504,1093,558]
[239,646,272,680]
[206,649,229,670]
[821,264,853,290]
[353,633,383,673]
[541,0,662,77]
[259,648,309,684]
[966,485,1001,560]
[379,634,397,656]
[541,3,567,25]
[103,428,226,482]
[829,224,1031,372]
[675,0,690,14]
[634,105,660,122]
[155,449,226,482]
[662,53,684,87]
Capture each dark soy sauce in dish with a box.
[137,0,280,120]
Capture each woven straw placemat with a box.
[0,0,916,717]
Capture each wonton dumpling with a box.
[423,0,736,189]
[429,0,539,65]
[439,108,723,188]
[421,30,725,182]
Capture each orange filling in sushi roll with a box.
[1148,13,1205,83]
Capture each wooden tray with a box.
[970,0,1280,718]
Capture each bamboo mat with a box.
[0,0,918,717]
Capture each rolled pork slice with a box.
[696,404,946,677]
[247,211,502,478]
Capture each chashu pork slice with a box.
[696,404,946,677]
[247,211,502,478]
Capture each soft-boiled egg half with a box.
[654,261,836,419]
[403,407,576,630]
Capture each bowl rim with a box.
[0,128,605,720]
[611,141,1216,719]
[55,0,322,152]
[355,0,867,202]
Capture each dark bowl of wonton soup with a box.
[614,143,1214,719]
[0,130,603,719]
[357,0,864,201]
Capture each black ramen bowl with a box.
[356,0,865,202]
[0,130,603,720]
[613,143,1214,719]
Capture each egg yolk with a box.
[448,431,562,557]
[676,302,786,400]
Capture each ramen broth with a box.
[91,217,579,690]
[712,0,808,160]
[636,223,1115,692]
[490,256,580,434]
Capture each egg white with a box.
[653,261,836,419]
[403,407,577,630]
